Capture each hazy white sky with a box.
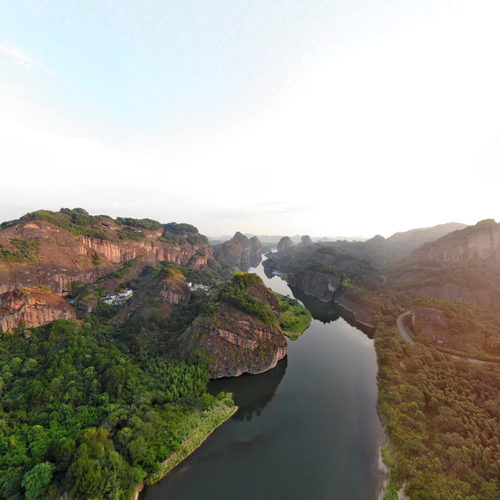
[1,1,499,237]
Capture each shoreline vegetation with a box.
[275,292,312,340]
[134,399,237,499]
[376,325,499,500]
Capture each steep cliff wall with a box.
[180,274,287,378]
[277,236,294,253]
[213,232,263,270]
[0,287,76,332]
[412,219,500,268]
[180,303,287,378]
[0,210,212,295]
[287,270,340,302]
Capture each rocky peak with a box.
[214,232,263,270]
[277,236,294,253]
[249,235,262,252]
[232,231,250,247]
[412,218,500,268]
[180,273,286,378]
[300,235,313,246]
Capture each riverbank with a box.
[134,398,238,500]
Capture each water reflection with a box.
[240,255,263,272]
[289,286,340,324]
[209,357,287,421]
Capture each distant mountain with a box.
[390,219,500,306]
[212,232,263,270]
[323,222,467,268]
[412,219,500,267]
[208,234,365,245]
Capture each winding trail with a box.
[396,312,498,365]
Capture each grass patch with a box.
[275,292,312,339]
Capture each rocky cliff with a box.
[0,287,76,332]
[179,273,287,378]
[119,266,190,322]
[389,220,500,305]
[287,270,340,302]
[213,232,263,270]
[277,236,294,253]
[412,219,500,268]
[0,209,212,295]
[0,208,212,331]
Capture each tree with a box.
[21,462,55,500]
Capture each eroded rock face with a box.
[180,303,287,378]
[287,270,340,302]
[277,236,294,253]
[113,268,190,323]
[413,219,500,268]
[0,287,76,332]
[214,233,263,270]
[0,218,212,295]
[180,277,286,378]
[156,272,190,307]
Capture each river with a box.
[142,256,385,500]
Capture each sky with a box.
[1,0,499,238]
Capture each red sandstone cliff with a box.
[180,277,287,378]
[0,287,76,332]
[0,210,212,295]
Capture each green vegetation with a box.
[19,209,108,240]
[157,233,188,245]
[116,227,146,241]
[0,239,40,262]
[116,217,163,232]
[306,261,339,276]
[377,327,500,500]
[158,223,208,246]
[218,273,278,327]
[96,258,139,284]
[410,297,500,359]
[143,398,236,487]
[0,319,235,499]
[164,222,198,235]
[275,293,311,339]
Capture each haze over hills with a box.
[208,233,367,245]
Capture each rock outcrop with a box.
[389,220,500,305]
[277,236,294,253]
[0,209,211,331]
[287,270,340,302]
[180,274,287,378]
[0,209,211,295]
[113,267,190,323]
[300,235,313,246]
[412,219,500,268]
[213,232,263,270]
[0,287,76,332]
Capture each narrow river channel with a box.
[142,256,385,500]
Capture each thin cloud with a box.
[0,42,52,73]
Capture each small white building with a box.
[101,289,134,305]
[187,282,209,292]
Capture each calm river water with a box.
[142,257,385,500]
